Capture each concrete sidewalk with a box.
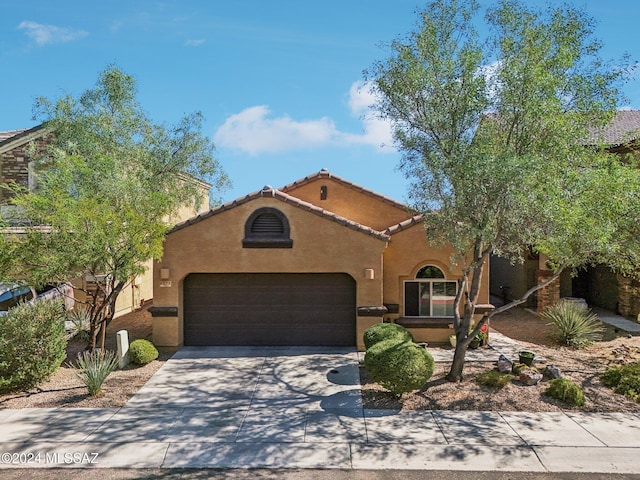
[1,346,639,473]
[1,407,640,472]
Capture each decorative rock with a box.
[497,354,513,373]
[544,365,562,379]
[520,369,543,386]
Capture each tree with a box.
[0,66,229,350]
[368,0,639,381]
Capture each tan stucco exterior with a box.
[152,170,491,349]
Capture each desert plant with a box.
[476,369,511,389]
[75,350,119,396]
[129,339,159,365]
[602,362,640,403]
[364,339,434,395]
[0,300,66,393]
[541,300,603,348]
[544,378,585,407]
[363,322,413,350]
[65,306,91,341]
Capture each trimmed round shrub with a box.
[129,339,159,365]
[363,322,413,350]
[544,378,585,407]
[364,339,434,395]
[0,300,67,393]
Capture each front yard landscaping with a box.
[1,305,639,412]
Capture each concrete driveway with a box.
[2,346,640,472]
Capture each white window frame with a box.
[403,266,457,318]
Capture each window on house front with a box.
[242,207,293,248]
[404,265,457,317]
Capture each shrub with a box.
[476,369,511,389]
[541,300,603,348]
[602,362,640,402]
[364,339,434,395]
[75,350,119,396]
[544,378,585,407]
[65,306,91,341]
[363,322,413,350]
[0,300,67,393]
[129,339,159,365]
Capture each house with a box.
[0,125,210,318]
[490,110,640,316]
[150,169,491,350]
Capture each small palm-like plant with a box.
[65,306,91,341]
[75,350,119,396]
[542,300,603,348]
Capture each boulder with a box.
[544,365,562,379]
[497,354,513,374]
[520,369,543,386]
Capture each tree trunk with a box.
[447,341,468,382]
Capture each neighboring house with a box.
[151,169,491,350]
[490,110,640,316]
[0,125,210,318]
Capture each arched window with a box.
[242,207,293,248]
[404,265,457,317]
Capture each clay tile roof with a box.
[587,110,640,146]
[169,185,391,241]
[384,214,425,235]
[280,169,414,213]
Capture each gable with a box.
[281,169,414,231]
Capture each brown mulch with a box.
[2,304,639,412]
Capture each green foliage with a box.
[364,340,434,395]
[511,363,536,375]
[129,339,159,365]
[65,306,91,341]
[363,322,413,350]
[0,300,66,393]
[476,369,511,389]
[544,378,586,407]
[367,0,635,381]
[75,350,119,396]
[542,301,603,348]
[0,66,229,350]
[602,362,640,402]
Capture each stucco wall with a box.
[382,224,491,343]
[153,196,388,348]
[284,177,411,232]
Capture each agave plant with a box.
[65,306,91,341]
[542,300,603,348]
[75,350,119,396]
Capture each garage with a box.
[183,273,356,346]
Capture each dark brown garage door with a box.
[183,273,356,346]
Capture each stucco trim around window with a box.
[242,206,293,248]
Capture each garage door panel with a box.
[183,273,356,346]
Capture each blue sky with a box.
[1,1,639,204]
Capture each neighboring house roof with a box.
[586,110,640,147]
[280,168,413,213]
[0,125,47,154]
[169,183,391,242]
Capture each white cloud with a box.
[185,39,206,47]
[18,21,88,46]
[214,106,339,155]
[213,81,396,155]
[342,80,394,150]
